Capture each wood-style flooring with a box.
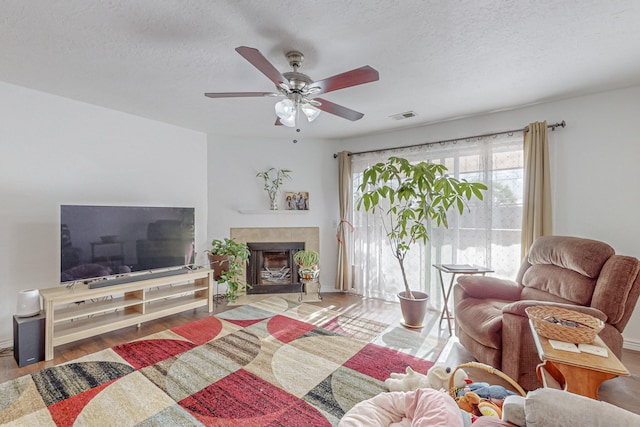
[2,292,639,384]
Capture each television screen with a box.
[60,205,195,284]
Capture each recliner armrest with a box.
[502,300,607,322]
[502,395,526,427]
[524,388,640,426]
[456,275,523,300]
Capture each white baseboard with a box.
[624,337,640,352]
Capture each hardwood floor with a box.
[2,292,639,384]
[624,348,640,374]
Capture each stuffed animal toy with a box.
[456,391,503,419]
[456,379,513,421]
[477,401,503,419]
[426,365,469,391]
[471,382,516,401]
[385,364,468,392]
[457,391,481,416]
[457,381,517,406]
[385,366,431,391]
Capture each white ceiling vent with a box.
[390,111,417,120]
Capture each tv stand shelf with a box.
[40,269,214,361]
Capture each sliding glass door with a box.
[350,133,523,309]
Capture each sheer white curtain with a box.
[350,133,523,310]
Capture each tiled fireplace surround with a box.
[230,226,320,295]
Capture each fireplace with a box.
[246,242,304,294]
[230,227,320,296]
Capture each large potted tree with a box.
[357,156,487,328]
[206,238,250,302]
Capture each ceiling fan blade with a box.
[204,92,279,98]
[313,98,365,121]
[235,46,288,87]
[308,66,379,95]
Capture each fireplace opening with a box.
[246,242,304,294]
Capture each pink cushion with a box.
[472,417,517,426]
[339,388,464,427]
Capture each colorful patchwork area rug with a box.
[0,296,446,426]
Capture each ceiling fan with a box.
[204,46,379,127]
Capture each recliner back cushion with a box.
[521,264,596,305]
[521,236,614,305]
[527,236,614,278]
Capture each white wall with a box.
[337,85,640,349]
[0,82,208,346]
[206,135,339,293]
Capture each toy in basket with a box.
[448,362,526,420]
[525,305,604,344]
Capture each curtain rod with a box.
[332,120,566,158]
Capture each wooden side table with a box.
[529,319,629,399]
[433,264,493,334]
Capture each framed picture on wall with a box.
[286,192,309,210]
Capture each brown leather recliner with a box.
[453,235,640,391]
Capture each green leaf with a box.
[471,186,484,200]
[363,195,371,211]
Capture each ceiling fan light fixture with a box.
[275,98,297,127]
[279,114,296,127]
[275,98,295,117]
[301,104,321,122]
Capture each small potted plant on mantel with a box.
[293,249,320,295]
[206,238,250,303]
[357,156,487,328]
[256,167,292,210]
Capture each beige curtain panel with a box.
[521,121,552,259]
[335,151,352,291]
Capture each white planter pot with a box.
[397,290,429,328]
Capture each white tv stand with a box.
[40,268,214,361]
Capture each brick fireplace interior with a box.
[230,227,320,295]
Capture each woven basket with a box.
[526,305,604,344]
[448,361,526,401]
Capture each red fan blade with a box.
[313,98,364,121]
[204,92,278,98]
[235,46,288,87]
[308,66,379,95]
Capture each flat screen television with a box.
[60,205,195,285]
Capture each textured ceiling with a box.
[2,1,640,140]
